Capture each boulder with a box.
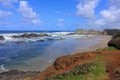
[108,33,120,49]
[0,36,5,40]
[12,33,48,38]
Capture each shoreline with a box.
[0,35,112,73]
[73,35,112,53]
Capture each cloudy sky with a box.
[0,0,120,31]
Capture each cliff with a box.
[33,49,120,80]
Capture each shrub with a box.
[47,62,106,80]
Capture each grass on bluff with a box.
[104,46,117,51]
[96,46,117,51]
[47,59,107,80]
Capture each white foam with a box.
[48,59,53,63]
[0,32,95,43]
[1,64,9,71]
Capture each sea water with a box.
[0,31,100,72]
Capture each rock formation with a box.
[75,29,102,35]
[12,33,48,38]
[108,32,120,49]
[0,36,5,40]
[103,29,120,36]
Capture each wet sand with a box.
[74,35,112,53]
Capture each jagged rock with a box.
[12,33,48,38]
[0,36,5,40]
[53,53,91,70]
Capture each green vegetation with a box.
[94,55,104,62]
[47,62,106,80]
[104,46,117,51]
[24,77,32,80]
[96,46,117,52]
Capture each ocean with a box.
[0,31,101,72]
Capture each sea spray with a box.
[1,64,9,72]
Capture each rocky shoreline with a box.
[0,29,119,80]
[0,70,39,80]
[12,33,49,38]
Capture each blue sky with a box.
[0,0,120,31]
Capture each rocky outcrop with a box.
[54,53,94,70]
[12,33,48,38]
[75,29,88,34]
[0,70,39,80]
[108,33,120,49]
[103,29,120,36]
[0,36,5,40]
[75,29,102,35]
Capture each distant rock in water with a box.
[0,36,5,40]
[108,32,120,49]
[12,33,49,38]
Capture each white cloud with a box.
[109,0,120,7]
[95,19,105,26]
[95,4,120,29]
[0,0,18,8]
[76,0,99,18]
[75,0,120,29]
[58,18,64,22]
[0,10,12,18]
[57,23,64,27]
[100,7,120,22]
[18,1,40,25]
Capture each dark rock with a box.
[15,41,25,44]
[0,70,40,80]
[12,33,48,38]
[0,36,5,40]
[115,69,120,76]
[67,33,75,35]
[113,32,120,38]
[108,33,120,49]
[103,29,120,36]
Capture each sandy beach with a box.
[74,35,112,53]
